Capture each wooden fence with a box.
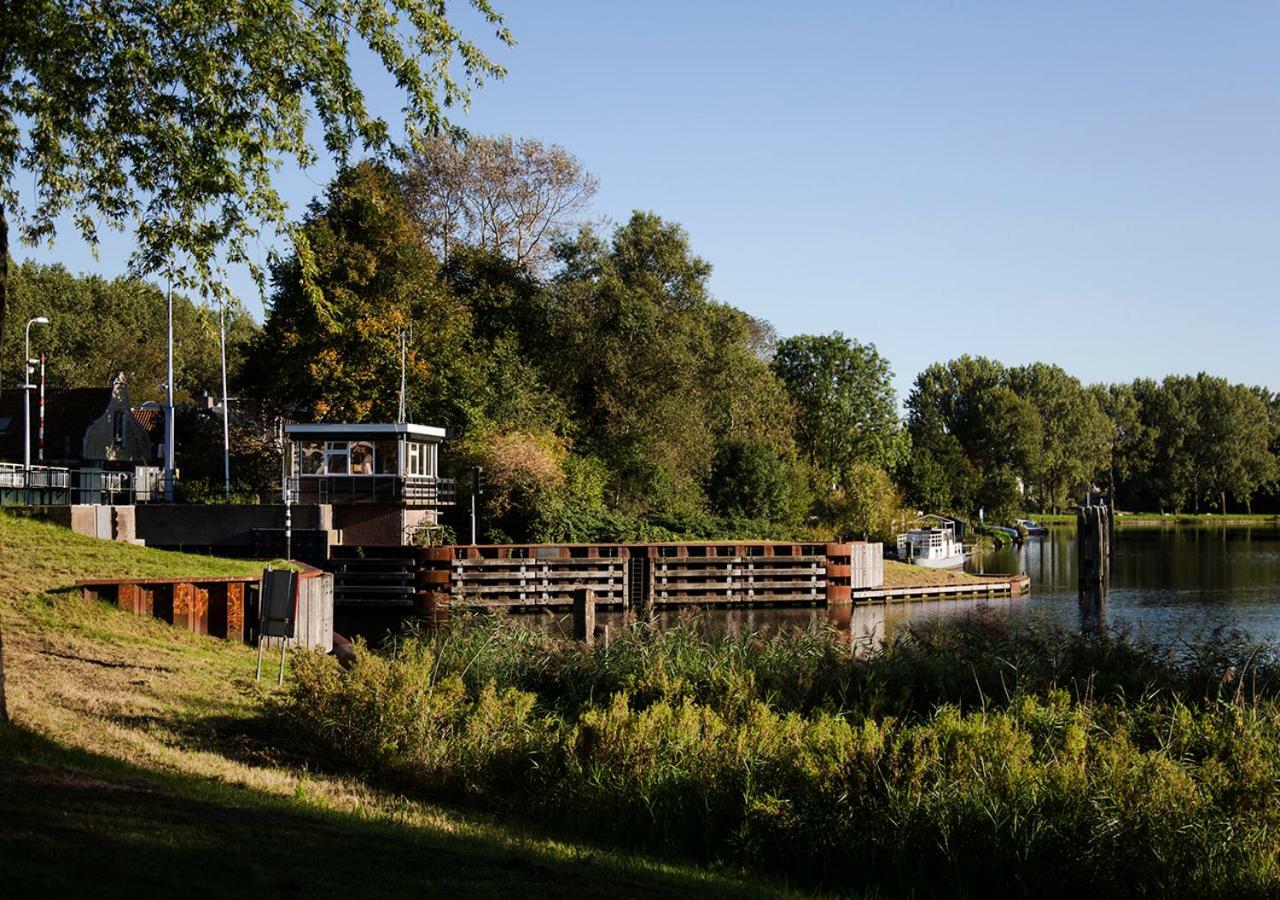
[327,541,883,614]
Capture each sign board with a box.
[260,569,298,638]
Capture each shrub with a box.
[282,615,1280,895]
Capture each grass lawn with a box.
[0,512,801,898]
[882,559,1003,587]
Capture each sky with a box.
[17,1,1280,403]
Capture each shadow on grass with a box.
[0,723,776,899]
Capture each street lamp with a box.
[23,317,50,478]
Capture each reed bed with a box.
[282,611,1280,896]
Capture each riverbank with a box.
[1031,512,1280,526]
[0,513,794,898]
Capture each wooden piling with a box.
[1077,504,1111,633]
[573,588,596,645]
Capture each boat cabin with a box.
[284,423,455,507]
[896,516,967,569]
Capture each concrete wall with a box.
[26,504,137,542]
[135,503,333,553]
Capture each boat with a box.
[1016,518,1049,536]
[989,525,1021,541]
[897,518,968,569]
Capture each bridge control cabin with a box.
[285,422,455,546]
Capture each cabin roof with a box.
[285,422,446,440]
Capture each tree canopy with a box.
[0,0,511,408]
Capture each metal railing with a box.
[287,474,457,506]
[0,463,158,505]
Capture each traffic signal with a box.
[470,465,485,498]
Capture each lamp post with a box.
[23,317,50,491]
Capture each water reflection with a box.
[970,525,1280,644]
[514,596,1022,653]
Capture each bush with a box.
[282,614,1280,895]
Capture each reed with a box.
[283,612,1280,896]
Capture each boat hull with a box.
[908,554,967,569]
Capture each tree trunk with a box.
[1247,496,1253,515]
[1221,491,1227,516]
[0,202,8,723]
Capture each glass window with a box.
[374,440,398,475]
[300,441,324,475]
[325,441,349,475]
[350,441,374,475]
[406,442,422,476]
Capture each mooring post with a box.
[573,588,596,645]
[1077,502,1111,633]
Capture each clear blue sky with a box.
[19,1,1280,402]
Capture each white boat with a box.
[897,519,968,569]
[1016,518,1049,536]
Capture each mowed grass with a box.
[0,512,800,898]
[882,559,1002,587]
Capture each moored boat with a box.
[1016,518,1049,536]
[897,517,967,569]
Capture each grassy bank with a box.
[284,613,1280,897]
[0,513,794,897]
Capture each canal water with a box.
[970,524,1280,644]
[520,525,1280,648]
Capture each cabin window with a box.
[300,441,324,475]
[406,442,422,476]
[374,440,398,475]
[325,441,349,475]
[113,411,125,446]
[350,441,374,474]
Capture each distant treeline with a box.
[7,135,1278,531]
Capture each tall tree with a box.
[1007,363,1112,511]
[404,134,597,270]
[772,332,905,485]
[247,162,473,426]
[547,213,719,513]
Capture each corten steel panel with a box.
[227,583,246,640]
[117,583,140,614]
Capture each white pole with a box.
[22,316,49,501]
[219,293,231,501]
[164,277,175,502]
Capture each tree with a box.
[404,134,597,270]
[0,0,510,366]
[0,0,511,720]
[905,356,1039,518]
[707,438,809,524]
[246,162,474,427]
[546,213,720,514]
[825,462,903,542]
[4,261,257,402]
[772,332,905,485]
[1007,363,1112,511]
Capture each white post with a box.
[23,316,49,502]
[164,278,176,502]
[219,293,231,501]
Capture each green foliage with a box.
[706,438,809,524]
[822,461,903,542]
[3,261,256,403]
[771,332,906,483]
[285,613,1280,895]
[247,162,475,426]
[0,0,510,295]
